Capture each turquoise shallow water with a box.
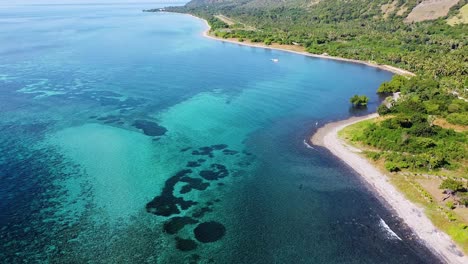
[0,2,440,263]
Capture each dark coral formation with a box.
[211,144,228,150]
[199,164,229,181]
[185,159,207,168]
[191,144,229,158]
[194,221,226,243]
[191,146,214,157]
[163,216,198,234]
[222,149,239,155]
[145,170,197,216]
[175,237,198,251]
[186,161,202,168]
[133,119,167,136]
[180,147,192,152]
[242,150,253,156]
[180,177,210,194]
[144,143,250,254]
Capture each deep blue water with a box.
[0,2,440,263]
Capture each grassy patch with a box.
[338,116,392,147]
[448,4,468,26]
[338,118,373,146]
[434,118,468,132]
[340,118,468,253]
[390,174,468,253]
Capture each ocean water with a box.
[0,2,440,263]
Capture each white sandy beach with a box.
[311,114,468,264]
[190,15,415,77]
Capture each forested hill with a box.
[160,0,468,173]
[186,0,312,8]
[185,0,466,23]
[167,0,467,97]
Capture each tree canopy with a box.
[350,95,369,107]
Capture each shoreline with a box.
[184,12,464,262]
[188,14,415,77]
[310,114,467,264]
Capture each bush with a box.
[446,211,457,222]
[365,151,381,161]
[447,103,460,113]
[385,161,400,172]
[424,102,440,114]
[439,179,465,192]
[446,113,468,125]
[208,17,229,30]
[377,75,408,93]
[377,104,391,115]
[446,201,455,210]
[409,137,437,149]
[460,197,468,207]
[394,99,427,115]
[350,95,369,107]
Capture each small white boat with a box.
[271,58,279,63]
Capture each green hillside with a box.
[167,0,467,95]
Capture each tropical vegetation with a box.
[164,0,467,97]
[350,95,369,107]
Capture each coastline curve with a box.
[310,114,468,264]
[187,14,415,77]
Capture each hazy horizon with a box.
[5,0,187,5]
